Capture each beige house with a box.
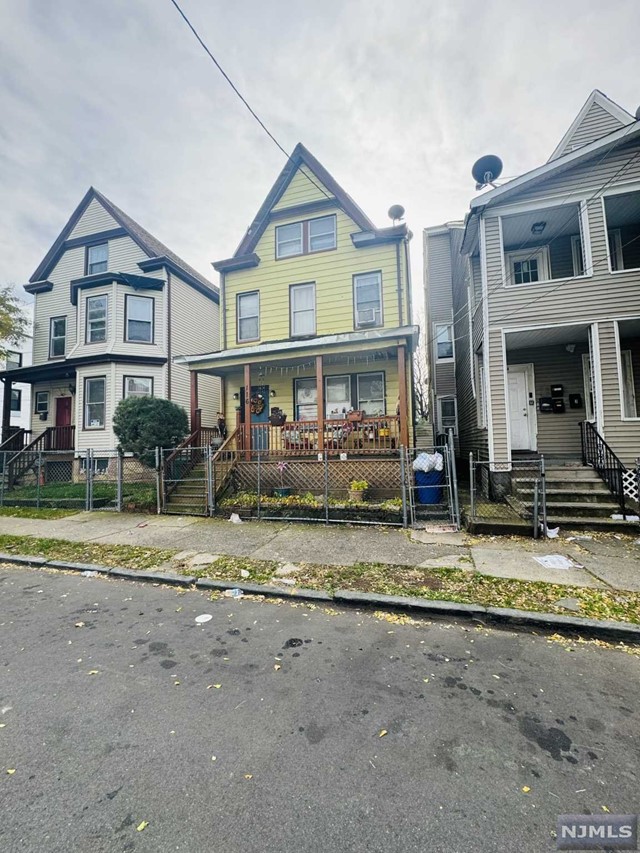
[425,90,640,514]
[0,188,220,459]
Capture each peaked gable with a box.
[29,188,216,295]
[232,143,376,258]
[548,90,633,161]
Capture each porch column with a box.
[316,355,324,453]
[1,378,12,445]
[397,345,409,448]
[190,371,199,434]
[244,362,251,459]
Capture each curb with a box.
[1,552,639,642]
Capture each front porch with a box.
[183,326,417,459]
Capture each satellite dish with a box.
[388,204,405,223]
[635,105,640,121]
[472,155,503,189]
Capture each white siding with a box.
[555,102,627,159]
[68,198,120,238]
[30,382,75,436]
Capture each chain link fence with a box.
[467,455,547,536]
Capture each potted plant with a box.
[347,409,363,423]
[348,479,368,502]
[269,408,287,427]
[273,461,293,498]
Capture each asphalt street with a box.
[1,565,638,853]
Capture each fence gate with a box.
[160,446,211,516]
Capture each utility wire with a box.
[169,0,334,205]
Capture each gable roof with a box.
[29,187,217,296]
[232,143,376,258]
[548,89,634,161]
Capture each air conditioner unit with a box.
[357,308,377,326]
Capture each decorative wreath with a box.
[250,394,265,416]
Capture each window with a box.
[5,351,22,369]
[604,190,640,272]
[84,377,106,428]
[87,242,108,275]
[438,396,457,434]
[571,235,585,276]
[79,456,109,475]
[621,350,637,418]
[507,248,549,285]
[125,295,153,343]
[325,375,351,419]
[357,373,385,416]
[290,283,316,337]
[49,316,66,358]
[608,229,623,272]
[10,389,21,412]
[124,376,153,398]
[275,215,336,259]
[435,324,454,360]
[294,377,317,420]
[35,391,49,415]
[86,295,107,343]
[237,291,259,342]
[354,272,383,328]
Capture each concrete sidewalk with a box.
[1,511,639,592]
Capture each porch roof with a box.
[174,325,419,374]
[0,354,167,385]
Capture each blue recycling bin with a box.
[415,469,443,504]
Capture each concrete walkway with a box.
[1,512,639,592]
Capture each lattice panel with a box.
[622,469,638,501]
[232,459,403,495]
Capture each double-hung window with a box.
[125,295,153,343]
[124,376,153,398]
[49,316,66,358]
[438,397,457,434]
[6,351,22,369]
[275,215,336,259]
[86,295,107,343]
[84,377,106,429]
[10,389,21,412]
[237,292,259,342]
[435,324,454,360]
[87,243,108,275]
[35,391,49,415]
[290,283,316,336]
[353,271,382,327]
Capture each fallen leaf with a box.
[136,821,149,832]
[423,678,430,683]
[7,768,16,774]
[174,681,180,686]
[602,806,610,813]
[274,664,281,671]
[244,774,253,780]
[379,729,388,738]
[75,621,85,628]
[88,670,99,675]
[213,684,221,689]
[522,786,530,793]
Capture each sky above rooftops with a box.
[1,0,639,311]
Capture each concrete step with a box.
[165,507,208,516]
[544,467,603,481]
[544,500,621,518]
[517,487,612,503]
[167,496,207,508]
[171,486,207,496]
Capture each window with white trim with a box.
[86,294,107,343]
[124,377,153,398]
[435,324,453,360]
[603,190,640,272]
[354,272,382,328]
[357,373,385,416]
[79,456,109,475]
[275,215,336,259]
[84,377,106,429]
[35,391,49,415]
[507,248,549,285]
[237,291,259,342]
[49,316,66,358]
[125,295,153,343]
[438,396,457,434]
[87,243,108,275]
[290,283,316,337]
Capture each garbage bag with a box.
[412,452,443,473]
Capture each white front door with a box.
[507,365,535,451]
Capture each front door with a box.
[241,385,269,450]
[55,396,72,427]
[507,365,535,451]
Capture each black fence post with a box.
[155,447,162,515]
[116,452,123,512]
[469,453,475,521]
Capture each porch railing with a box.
[242,415,401,457]
[6,426,75,487]
[580,420,630,517]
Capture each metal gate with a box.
[160,445,212,516]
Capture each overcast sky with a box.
[1,0,639,312]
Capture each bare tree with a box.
[412,314,429,421]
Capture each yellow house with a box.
[176,144,417,457]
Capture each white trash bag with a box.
[412,452,443,473]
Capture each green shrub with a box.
[113,397,189,467]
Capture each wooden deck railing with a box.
[6,426,75,487]
[242,415,401,456]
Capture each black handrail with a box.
[580,421,628,517]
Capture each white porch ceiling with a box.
[505,324,590,350]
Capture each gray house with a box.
[425,90,640,519]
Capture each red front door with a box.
[55,397,72,427]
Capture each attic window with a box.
[275,215,336,259]
[87,243,108,275]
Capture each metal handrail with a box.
[580,420,628,517]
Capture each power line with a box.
[169,0,334,205]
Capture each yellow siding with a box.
[271,168,333,211]
[224,208,404,346]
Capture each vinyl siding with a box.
[507,344,588,456]
[169,273,221,427]
[68,198,120,238]
[30,383,75,435]
[598,320,640,466]
[271,169,333,211]
[33,248,80,364]
[558,102,627,157]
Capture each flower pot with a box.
[348,489,367,502]
[273,487,293,498]
[347,410,363,423]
